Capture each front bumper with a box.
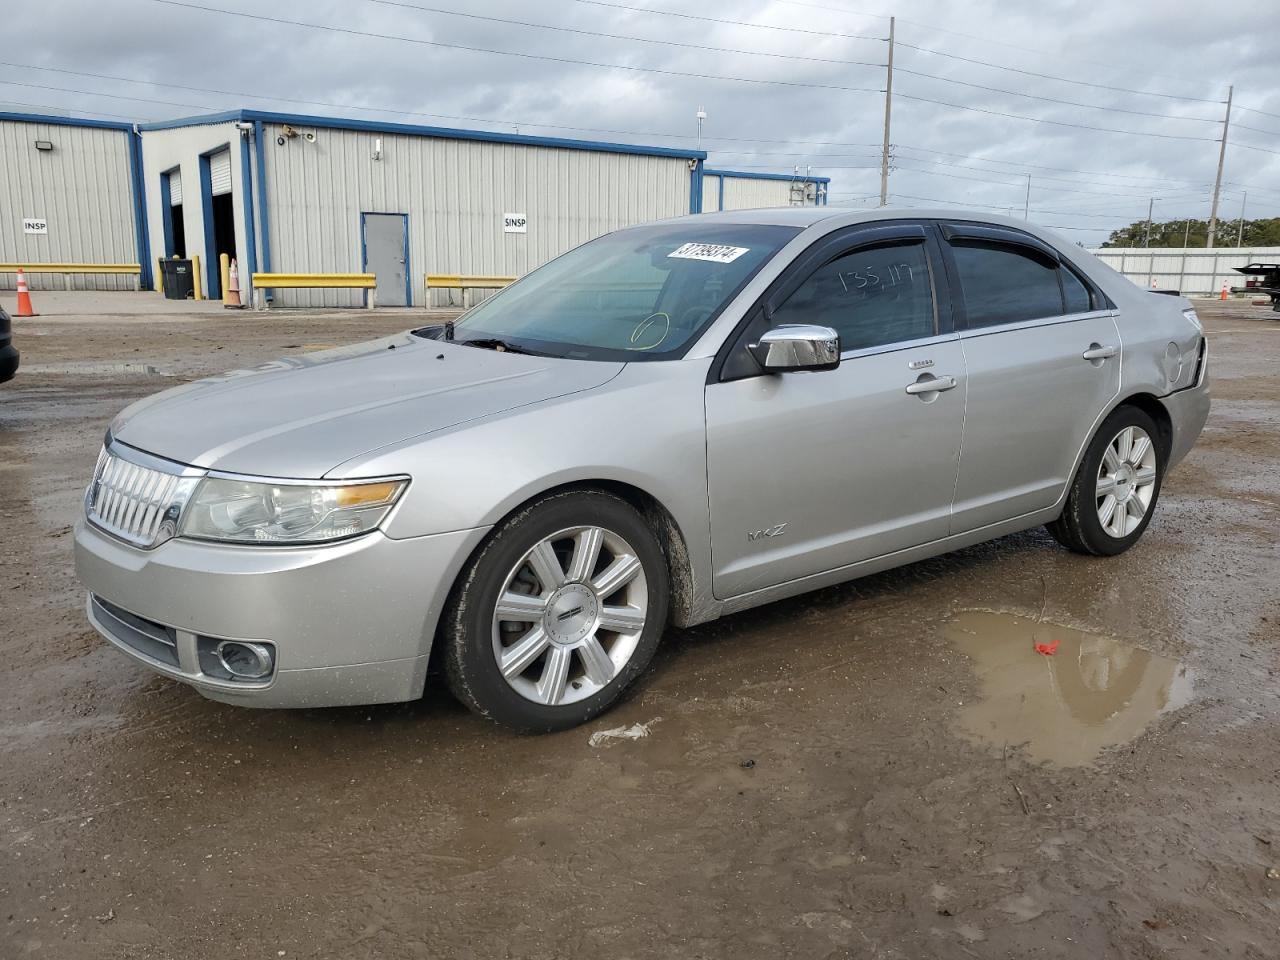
[74,519,489,707]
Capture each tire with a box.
[1047,405,1164,557]
[441,489,669,732]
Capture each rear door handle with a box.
[905,374,958,395]
[1082,344,1118,360]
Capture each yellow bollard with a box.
[192,254,203,301]
[219,253,230,302]
[156,258,164,295]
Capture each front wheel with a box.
[1047,406,1163,556]
[441,490,669,732]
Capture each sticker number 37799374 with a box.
[668,242,749,264]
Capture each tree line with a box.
[1101,217,1280,248]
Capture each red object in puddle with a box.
[1034,639,1061,656]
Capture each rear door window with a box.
[1061,265,1093,313]
[950,241,1063,328]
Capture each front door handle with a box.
[1082,344,1118,360]
[905,374,958,395]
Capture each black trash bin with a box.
[160,259,195,300]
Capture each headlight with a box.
[179,476,407,544]
[1182,307,1202,332]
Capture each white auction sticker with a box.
[667,242,749,263]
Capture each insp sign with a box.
[503,213,527,234]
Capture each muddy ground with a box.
[1,295,1278,959]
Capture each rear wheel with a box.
[1048,406,1163,556]
[442,490,668,732]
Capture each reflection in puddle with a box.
[946,610,1193,767]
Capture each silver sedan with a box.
[74,208,1209,731]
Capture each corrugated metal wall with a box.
[0,118,138,291]
[702,173,721,212]
[261,123,694,307]
[720,176,813,211]
[1089,246,1280,296]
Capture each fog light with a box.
[215,641,274,680]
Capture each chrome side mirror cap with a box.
[749,324,840,372]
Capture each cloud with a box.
[4,0,1277,243]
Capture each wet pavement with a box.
[1,297,1278,958]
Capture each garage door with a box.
[210,150,232,196]
[169,170,182,205]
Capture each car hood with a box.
[111,332,624,478]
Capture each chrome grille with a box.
[86,445,199,548]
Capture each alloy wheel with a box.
[1096,425,1158,539]
[491,525,648,706]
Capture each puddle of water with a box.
[945,610,1193,767]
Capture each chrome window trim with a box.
[838,331,959,362]
[956,309,1115,341]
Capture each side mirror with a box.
[748,324,840,372]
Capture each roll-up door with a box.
[210,150,232,196]
[169,170,183,205]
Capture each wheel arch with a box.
[1056,390,1174,514]
[433,478,699,660]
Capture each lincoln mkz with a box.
[74,208,1209,731]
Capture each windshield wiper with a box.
[455,337,539,355]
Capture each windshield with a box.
[435,222,800,360]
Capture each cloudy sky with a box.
[7,0,1279,244]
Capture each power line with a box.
[895,91,1221,141]
[1229,140,1280,157]
[152,1,884,98]
[365,0,888,69]
[1234,103,1280,122]
[892,143,1212,186]
[568,0,885,43]
[894,67,1222,122]
[0,97,151,122]
[1233,122,1280,138]
[888,152,1212,191]
[0,77,214,112]
[895,41,1222,105]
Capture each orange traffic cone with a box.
[14,267,36,317]
[1220,282,1229,301]
[224,258,243,309]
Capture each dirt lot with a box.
[1,294,1278,959]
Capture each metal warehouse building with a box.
[0,112,150,290]
[702,168,828,212]
[2,108,829,306]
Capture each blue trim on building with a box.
[688,159,704,214]
[197,145,228,299]
[718,174,725,212]
[159,167,175,257]
[238,132,258,301]
[252,119,273,299]
[703,167,832,185]
[127,130,153,290]
[0,111,134,131]
[139,109,708,161]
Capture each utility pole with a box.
[695,106,706,150]
[1183,220,1191,247]
[1237,191,1247,247]
[879,16,894,207]
[1207,84,1233,249]
[1023,174,1031,219]
[1144,198,1155,246]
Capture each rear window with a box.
[951,241,1063,328]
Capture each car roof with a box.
[685,206,1051,231]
